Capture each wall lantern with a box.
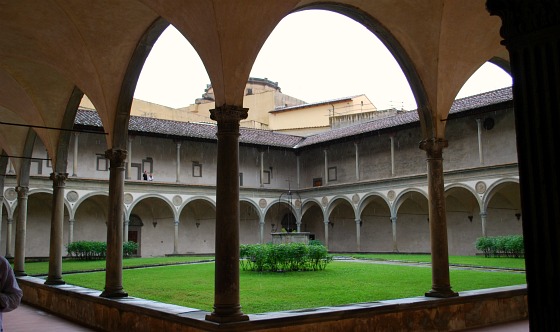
[152,221,157,228]
[515,213,522,221]
[196,222,200,228]
[468,215,473,222]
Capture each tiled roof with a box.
[74,87,512,150]
[271,95,359,113]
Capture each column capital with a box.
[15,186,29,197]
[419,138,448,158]
[390,216,397,222]
[210,104,248,123]
[487,0,560,42]
[105,149,128,166]
[50,172,68,187]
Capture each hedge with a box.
[475,235,524,258]
[66,241,139,260]
[240,242,332,272]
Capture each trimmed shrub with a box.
[66,241,139,260]
[475,235,524,258]
[240,242,332,272]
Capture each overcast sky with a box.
[134,10,512,111]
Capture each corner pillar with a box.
[45,172,68,285]
[419,138,457,298]
[205,104,249,323]
[100,149,128,298]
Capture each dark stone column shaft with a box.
[101,149,128,298]
[420,139,457,298]
[45,172,68,285]
[14,186,28,276]
[205,105,249,323]
[487,1,560,329]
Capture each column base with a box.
[100,288,129,298]
[44,278,66,286]
[425,288,459,298]
[205,305,249,323]
[15,271,27,277]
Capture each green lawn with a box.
[60,260,526,314]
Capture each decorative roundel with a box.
[294,199,301,208]
[172,195,183,206]
[321,196,328,206]
[352,194,360,204]
[475,181,487,194]
[66,190,79,203]
[387,190,396,201]
[4,188,17,201]
[258,199,267,209]
[123,193,133,205]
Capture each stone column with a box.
[390,135,396,176]
[173,220,179,254]
[123,218,129,243]
[100,149,128,298]
[354,142,360,181]
[205,105,249,323]
[126,137,133,180]
[355,219,361,251]
[68,219,75,244]
[324,219,330,249]
[323,150,328,185]
[259,220,265,244]
[6,218,13,258]
[487,2,560,328]
[419,138,457,298]
[14,186,28,276]
[45,172,68,285]
[480,212,487,238]
[259,151,264,187]
[391,216,398,252]
[175,141,181,183]
[72,133,79,177]
[296,154,300,189]
[476,119,484,165]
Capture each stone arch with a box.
[240,199,261,245]
[300,198,325,244]
[26,190,55,257]
[126,193,176,221]
[263,200,299,243]
[179,197,216,254]
[327,196,356,252]
[73,193,109,243]
[482,178,522,237]
[358,192,393,252]
[393,188,430,253]
[445,183,484,255]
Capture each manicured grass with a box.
[61,260,526,314]
[345,254,526,270]
[22,256,215,276]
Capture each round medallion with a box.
[66,190,79,203]
[4,188,17,201]
[123,193,133,205]
[172,195,183,206]
[294,199,301,208]
[352,194,360,204]
[321,196,328,206]
[259,199,267,209]
[387,190,396,201]
[475,181,487,194]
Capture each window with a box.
[192,161,202,177]
[96,154,108,171]
[313,178,322,187]
[30,159,43,175]
[262,170,270,184]
[142,157,153,174]
[328,166,337,181]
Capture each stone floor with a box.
[4,302,528,331]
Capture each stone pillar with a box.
[45,172,68,285]
[480,212,487,238]
[123,219,129,243]
[296,155,300,189]
[391,216,398,252]
[126,137,133,180]
[259,220,265,244]
[6,218,13,258]
[355,219,361,251]
[173,220,179,255]
[419,138,457,298]
[68,219,75,244]
[487,2,560,328]
[354,142,360,181]
[205,104,249,323]
[323,150,328,185]
[390,135,396,176]
[260,151,264,187]
[100,149,128,298]
[324,219,330,249]
[175,141,181,183]
[72,133,79,177]
[476,119,484,165]
[14,186,28,276]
